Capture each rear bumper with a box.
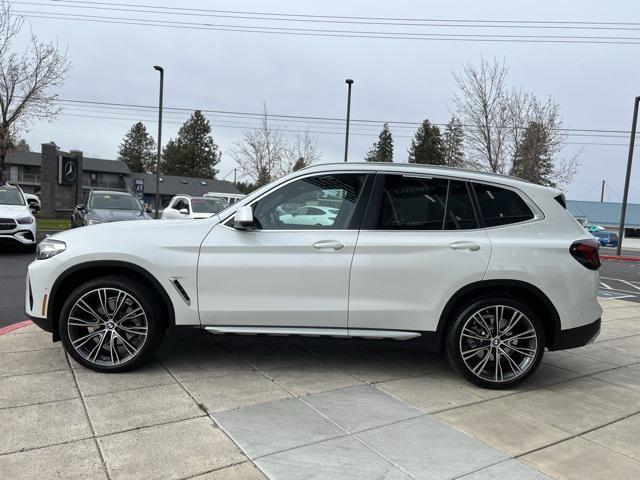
[551,318,601,350]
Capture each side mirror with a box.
[179,208,189,215]
[76,203,85,211]
[145,207,152,214]
[233,205,254,230]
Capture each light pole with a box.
[616,96,639,256]
[344,79,354,162]
[153,65,164,219]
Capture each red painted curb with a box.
[601,255,640,262]
[0,320,32,335]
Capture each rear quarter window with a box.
[473,183,534,227]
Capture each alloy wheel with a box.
[458,305,538,384]
[67,288,148,366]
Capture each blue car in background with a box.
[592,230,619,247]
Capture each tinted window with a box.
[191,198,228,213]
[473,183,534,227]
[380,175,448,230]
[445,181,478,230]
[252,173,366,230]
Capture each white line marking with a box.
[600,282,613,290]
[617,280,640,291]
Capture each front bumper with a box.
[0,228,36,245]
[551,318,601,350]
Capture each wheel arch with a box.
[47,260,176,341]
[436,280,561,350]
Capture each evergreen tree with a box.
[442,116,465,168]
[408,119,444,165]
[511,121,555,187]
[162,111,220,178]
[292,157,307,171]
[365,123,394,162]
[9,138,30,152]
[117,122,156,173]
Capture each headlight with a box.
[17,216,34,224]
[36,239,66,260]
[87,218,103,225]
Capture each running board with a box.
[204,326,422,341]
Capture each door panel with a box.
[348,229,491,332]
[348,174,491,333]
[198,226,358,327]
[197,172,370,329]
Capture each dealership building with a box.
[5,146,241,217]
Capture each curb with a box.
[601,255,640,262]
[0,320,32,335]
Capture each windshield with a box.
[0,187,25,206]
[191,197,228,214]
[90,193,142,210]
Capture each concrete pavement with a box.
[1,298,640,479]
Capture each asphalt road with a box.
[1,245,639,329]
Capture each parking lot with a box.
[0,245,639,479]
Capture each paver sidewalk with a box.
[1,298,640,479]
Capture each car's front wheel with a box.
[446,297,545,389]
[59,276,166,372]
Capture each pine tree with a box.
[511,121,556,187]
[117,122,156,173]
[365,123,394,162]
[442,116,465,168]
[292,157,307,171]
[408,119,445,165]
[162,111,221,178]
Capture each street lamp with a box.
[153,65,164,219]
[616,96,639,256]
[344,79,354,162]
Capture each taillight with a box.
[570,239,601,270]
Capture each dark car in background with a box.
[71,190,152,228]
[592,230,619,247]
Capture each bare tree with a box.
[0,0,70,183]
[453,57,578,188]
[231,103,288,187]
[284,130,320,173]
[453,58,510,173]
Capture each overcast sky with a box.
[13,0,640,202]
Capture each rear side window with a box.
[446,181,478,230]
[473,183,534,227]
[380,175,448,230]
[378,176,478,230]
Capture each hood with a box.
[191,212,216,219]
[0,203,31,219]
[90,209,151,222]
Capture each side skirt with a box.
[204,326,422,341]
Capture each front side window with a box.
[191,197,228,214]
[473,183,534,227]
[252,173,367,230]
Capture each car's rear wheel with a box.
[446,297,545,389]
[59,276,166,372]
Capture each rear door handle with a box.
[449,241,481,251]
[313,240,345,251]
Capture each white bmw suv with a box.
[26,163,602,388]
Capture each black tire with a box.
[446,296,545,389]
[59,275,166,373]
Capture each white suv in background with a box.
[26,163,602,388]
[161,195,229,220]
[0,183,36,251]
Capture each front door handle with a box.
[449,241,481,251]
[313,240,345,251]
